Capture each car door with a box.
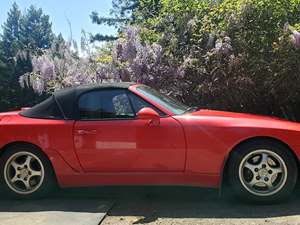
[73,88,186,172]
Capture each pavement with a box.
[1,186,300,225]
[0,195,113,225]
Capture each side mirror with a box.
[137,107,160,126]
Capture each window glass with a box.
[135,86,189,115]
[112,93,135,117]
[128,92,165,116]
[79,89,134,120]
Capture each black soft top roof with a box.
[54,82,134,119]
[21,82,135,120]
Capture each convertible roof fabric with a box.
[20,82,135,120]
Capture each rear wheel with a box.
[0,145,56,198]
[228,140,298,203]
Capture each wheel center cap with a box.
[258,168,268,177]
[20,168,28,178]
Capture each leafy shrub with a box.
[139,0,300,120]
[22,0,300,121]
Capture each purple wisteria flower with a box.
[20,25,180,94]
[19,38,101,94]
[283,22,300,48]
[291,30,300,48]
[214,36,233,55]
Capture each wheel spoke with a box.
[271,167,283,174]
[264,179,274,190]
[10,175,20,183]
[21,179,31,190]
[244,161,256,173]
[23,155,32,168]
[260,153,269,165]
[30,170,42,177]
[247,177,258,187]
[271,167,283,175]
[10,161,21,170]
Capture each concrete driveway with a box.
[0,191,113,225]
[1,186,300,225]
[98,186,300,225]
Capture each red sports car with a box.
[0,83,299,202]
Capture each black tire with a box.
[0,144,56,199]
[228,140,298,203]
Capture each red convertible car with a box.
[0,82,299,202]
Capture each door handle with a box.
[76,129,97,135]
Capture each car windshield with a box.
[135,85,191,115]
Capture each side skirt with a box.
[57,172,220,188]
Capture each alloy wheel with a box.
[3,151,45,195]
[238,149,288,196]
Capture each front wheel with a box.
[0,145,56,198]
[228,141,298,203]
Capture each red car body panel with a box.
[73,117,186,172]
[1,84,300,189]
[174,110,300,176]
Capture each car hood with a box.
[173,109,300,134]
[187,109,287,122]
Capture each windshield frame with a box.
[129,84,190,116]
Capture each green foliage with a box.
[19,5,54,51]
[113,0,300,120]
[1,3,21,62]
[90,0,139,41]
[3,0,300,121]
[95,43,114,63]
[90,0,162,42]
[134,0,162,22]
[207,0,300,119]
[0,3,54,111]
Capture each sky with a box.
[0,0,117,44]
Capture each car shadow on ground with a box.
[1,186,300,222]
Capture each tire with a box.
[228,140,298,203]
[0,144,56,199]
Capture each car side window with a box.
[128,92,166,116]
[79,89,135,120]
[112,93,135,118]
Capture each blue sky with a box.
[0,0,117,44]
